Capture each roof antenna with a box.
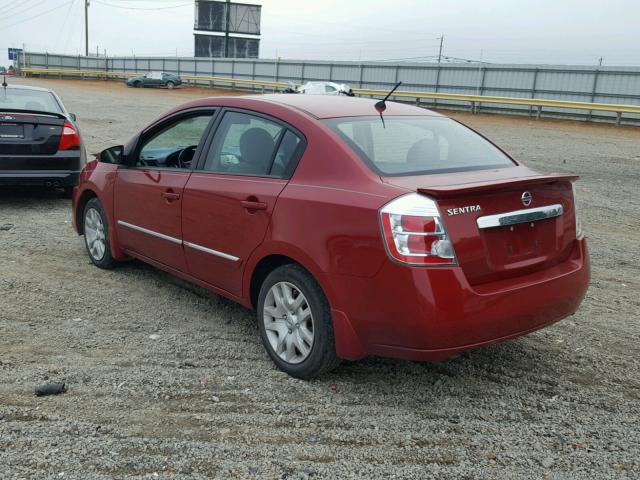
[374,81,402,128]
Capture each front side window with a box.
[203,111,301,177]
[136,113,213,169]
[323,116,515,176]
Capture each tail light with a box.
[380,193,456,265]
[58,121,81,151]
[571,183,584,239]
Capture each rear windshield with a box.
[323,116,514,175]
[0,88,62,114]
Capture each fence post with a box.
[433,65,441,108]
[476,66,486,113]
[587,69,600,121]
[359,64,364,89]
[251,60,256,91]
[301,62,306,83]
[45,52,49,70]
[529,68,539,117]
[329,63,334,83]
[231,59,235,90]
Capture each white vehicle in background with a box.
[284,81,355,96]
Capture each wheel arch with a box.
[248,254,313,309]
[245,243,334,310]
[245,246,366,361]
[75,188,98,235]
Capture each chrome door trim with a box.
[116,220,182,245]
[116,220,240,261]
[476,204,564,229]
[183,241,240,262]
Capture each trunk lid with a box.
[0,113,64,155]
[383,168,578,285]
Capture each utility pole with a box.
[598,56,603,66]
[84,0,89,57]
[224,0,231,58]
[437,35,444,63]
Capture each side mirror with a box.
[98,145,124,164]
[69,113,77,122]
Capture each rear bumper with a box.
[329,238,590,361]
[0,150,84,187]
[0,170,80,187]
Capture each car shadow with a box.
[114,259,562,390]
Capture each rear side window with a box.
[1,88,62,113]
[323,116,514,176]
[203,111,303,177]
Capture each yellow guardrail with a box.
[355,88,640,116]
[21,67,288,89]
[21,67,640,122]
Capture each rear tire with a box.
[134,81,142,88]
[166,81,175,90]
[83,197,116,269]
[257,264,340,379]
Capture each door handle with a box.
[241,200,267,211]
[161,191,181,201]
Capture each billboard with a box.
[194,35,260,58]
[195,1,261,35]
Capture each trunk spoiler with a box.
[417,174,578,198]
[0,109,66,119]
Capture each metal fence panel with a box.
[304,64,331,81]
[397,67,438,87]
[19,52,640,124]
[331,65,361,83]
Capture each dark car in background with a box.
[126,71,182,89]
[0,82,85,197]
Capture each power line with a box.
[0,1,74,30]
[92,0,191,9]
[54,0,78,52]
[0,0,49,22]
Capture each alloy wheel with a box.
[262,281,314,364]
[84,207,106,261]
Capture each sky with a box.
[1,0,640,66]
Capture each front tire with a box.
[257,264,340,379]
[83,197,116,269]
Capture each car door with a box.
[114,108,216,272]
[181,109,306,297]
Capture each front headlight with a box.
[572,183,583,239]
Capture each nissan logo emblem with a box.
[521,191,532,207]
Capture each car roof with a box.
[241,94,442,119]
[3,84,55,93]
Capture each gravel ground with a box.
[0,77,639,480]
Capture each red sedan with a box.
[72,94,589,378]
